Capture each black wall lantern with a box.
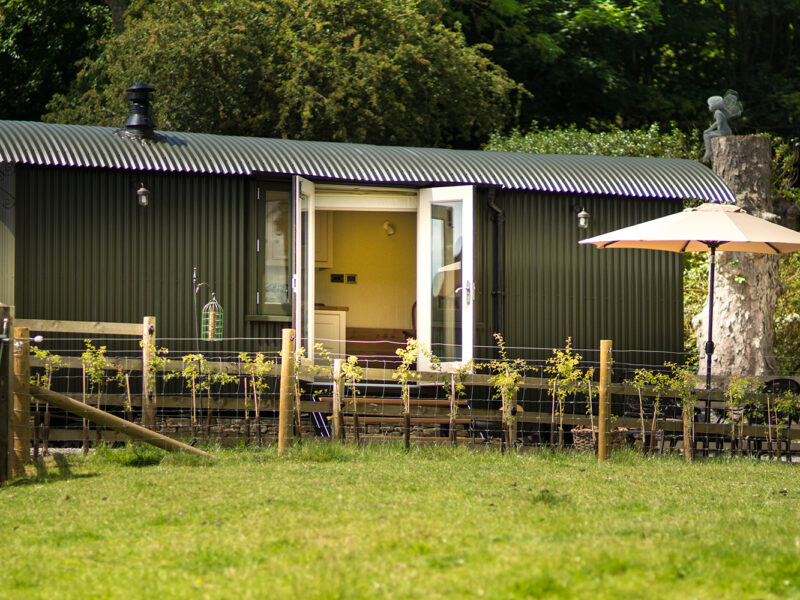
[137,183,151,207]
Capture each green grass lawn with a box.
[2,442,800,599]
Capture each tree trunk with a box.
[694,136,781,382]
[106,0,130,33]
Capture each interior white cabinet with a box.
[266,209,332,268]
[314,308,346,359]
[315,210,333,268]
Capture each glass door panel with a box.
[293,176,315,354]
[417,186,474,369]
[431,202,462,361]
[262,187,291,315]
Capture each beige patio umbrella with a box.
[580,203,800,388]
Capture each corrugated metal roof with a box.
[0,120,735,202]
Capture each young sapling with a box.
[167,354,239,441]
[545,338,588,449]
[81,340,123,449]
[239,352,275,445]
[485,333,529,452]
[139,341,168,424]
[30,346,62,457]
[393,339,436,450]
[724,375,759,455]
[341,354,365,443]
[666,362,698,462]
[773,390,800,460]
[628,368,671,454]
[443,360,473,445]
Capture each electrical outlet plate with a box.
[345,274,357,284]
[330,273,344,283]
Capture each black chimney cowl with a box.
[125,82,156,140]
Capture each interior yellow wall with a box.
[315,211,416,330]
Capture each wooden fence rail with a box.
[14,319,142,336]
[25,375,800,445]
[7,320,800,477]
[31,386,214,459]
[30,372,800,450]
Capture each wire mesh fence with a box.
[9,324,800,464]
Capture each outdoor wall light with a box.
[573,205,590,229]
[137,183,151,207]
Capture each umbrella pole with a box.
[705,244,718,392]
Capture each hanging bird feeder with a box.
[201,293,224,341]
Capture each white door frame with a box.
[417,185,475,370]
[293,176,315,353]
[292,181,474,368]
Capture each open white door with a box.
[293,176,315,354]
[417,186,474,369]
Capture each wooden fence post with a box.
[12,326,30,477]
[332,358,344,442]
[0,305,12,484]
[142,316,156,429]
[509,391,519,449]
[598,340,612,463]
[81,362,88,454]
[278,329,295,455]
[403,404,411,451]
[449,373,457,446]
[683,405,694,463]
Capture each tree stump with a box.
[694,135,781,382]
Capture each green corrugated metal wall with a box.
[13,164,684,368]
[475,190,684,373]
[14,165,284,355]
[0,164,14,306]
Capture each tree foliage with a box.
[429,0,800,136]
[427,0,663,128]
[44,0,524,148]
[0,0,111,121]
[484,122,699,158]
[12,0,800,144]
